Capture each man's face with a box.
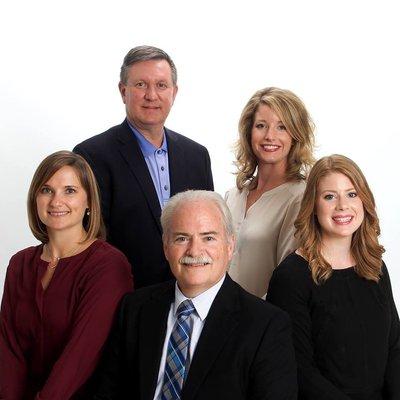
[119,59,177,135]
[164,200,235,298]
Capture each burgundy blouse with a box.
[0,240,133,399]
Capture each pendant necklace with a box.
[44,242,83,270]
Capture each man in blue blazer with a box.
[93,191,297,400]
[74,46,213,288]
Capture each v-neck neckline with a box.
[244,182,291,217]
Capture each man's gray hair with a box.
[120,45,177,86]
[161,190,234,240]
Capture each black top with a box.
[267,253,400,400]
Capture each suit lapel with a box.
[182,276,241,400]
[138,282,175,400]
[116,120,162,233]
[166,129,188,195]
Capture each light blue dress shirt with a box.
[128,121,171,208]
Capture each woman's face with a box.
[36,166,88,237]
[315,172,364,241]
[250,104,293,169]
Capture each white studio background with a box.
[1,0,399,304]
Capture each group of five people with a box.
[0,45,399,399]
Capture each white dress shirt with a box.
[153,276,226,399]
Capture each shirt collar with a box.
[173,275,226,321]
[127,120,168,157]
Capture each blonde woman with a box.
[226,87,315,297]
[267,155,400,399]
[0,151,133,399]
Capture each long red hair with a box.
[295,154,384,284]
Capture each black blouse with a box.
[267,253,400,400]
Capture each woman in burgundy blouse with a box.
[0,151,133,399]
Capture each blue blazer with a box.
[74,120,213,287]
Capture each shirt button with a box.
[161,166,165,171]
[164,185,169,191]
[157,149,163,155]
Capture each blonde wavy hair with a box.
[235,87,315,190]
[295,154,384,284]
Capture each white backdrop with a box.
[1,0,399,305]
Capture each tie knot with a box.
[177,299,195,320]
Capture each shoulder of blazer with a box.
[120,279,175,311]
[165,127,209,154]
[224,275,290,323]
[74,120,132,153]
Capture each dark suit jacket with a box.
[73,120,214,288]
[93,275,297,400]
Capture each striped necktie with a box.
[161,299,195,400]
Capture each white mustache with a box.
[179,255,213,266]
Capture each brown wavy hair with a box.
[295,154,384,284]
[235,87,315,190]
[28,150,105,244]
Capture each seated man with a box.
[94,190,297,400]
